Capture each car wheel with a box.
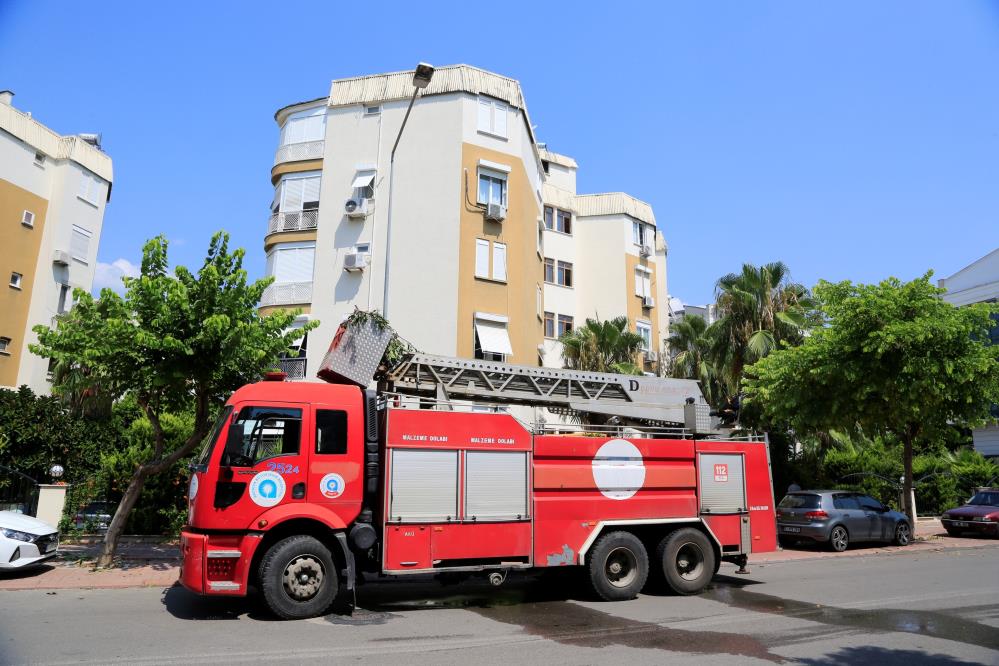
[657,528,716,596]
[259,535,338,620]
[828,525,849,552]
[587,531,649,601]
[893,521,911,546]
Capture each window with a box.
[223,406,302,466]
[544,257,555,283]
[556,209,572,234]
[70,225,92,263]
[266,242,316,283]
[632,221,643,245]
[279,107,325,146]
[477,171,507,207]
[355,242,370,254]
[492,242,507,282]
[537,285,543,318]
[475,239,489,278]
[274,173,322,213]
[778,494,821,509]
[833,494,860,510]
[544,312,555,338]
[541,160,550,175]
[0,337,10,354]
[21,210,34,227]
[635,266,652,297]
[537,220,544,255]
[364,105,381,116]
[350,171,376,200]
[77,173,103,206]
[474,315,513,362]
[636,321,652,351]
[474,239,506,281]
[543,206,554,230]
[9,272,21,289]
[556,261,573,287]
[33,152,45,167]
[557,314,574,337]
[315,409,348,455]
[477,96,508,138]
[857,496,885,512]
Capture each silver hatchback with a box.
[776,491,912,552]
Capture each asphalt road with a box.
[1,545,997,666]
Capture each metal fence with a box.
[0,465,38,515]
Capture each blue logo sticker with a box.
[249,471,285,507]
[319,473,346,499]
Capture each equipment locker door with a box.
[698,453,747,514]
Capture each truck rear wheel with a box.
[657,528,716,596]
[259,535,338,620]
[587,531,649,601]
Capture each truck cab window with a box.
[224,406,302,466]
[316,409,348,455]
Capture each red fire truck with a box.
[180,326,777,619]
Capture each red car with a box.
[940,488,999,537]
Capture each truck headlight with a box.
[1,528,34,542]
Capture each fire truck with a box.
[180,323,777,619]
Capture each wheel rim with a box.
[897,523,910,545]
[832,527,848,551]
[282,554,325,601]
[604,546,638,588]
[674,542,705,581]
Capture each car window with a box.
[778,494,821,509]
[969,491,999,507]
[833,494,860,510]
[315,409,348,455]
[224,406,302,466]
[857,495,884,511]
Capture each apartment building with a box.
[260,65,665,379]
[0,91,113,392]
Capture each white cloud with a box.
[92,258,141,295]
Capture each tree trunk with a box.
[902,436,915,526]
[95,467,150,568]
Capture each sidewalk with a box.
[1,520,994,592]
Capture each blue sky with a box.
[1,1,997,305]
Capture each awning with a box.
[351,172,376,188]
[475,320,513,356]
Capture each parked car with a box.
[940,488,999,538]
[776,490,911,552]
[0,511,59,570]
[73,501,115,532]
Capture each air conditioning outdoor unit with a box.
[485,203,506,222]
[52,249,71,266]
[642,295,655,308]
[345,197,369,219]
[639,244,652,257]
[344,252,369,272]
[645,350,659,362]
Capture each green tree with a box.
[666,315,722,406]
[744,274,999,523]
[559,316,646,374]
[31,232,317,567]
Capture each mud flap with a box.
[334,532,356,591]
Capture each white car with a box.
[0,511,59,570]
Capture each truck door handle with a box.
[292,482,305,499]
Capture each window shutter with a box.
[635,269,643,297]
[305,114,324,142]
[464,451,528,520]
[70,225,91,262]
[478,98,491,132]
[282,178,305,212]
[493,102,507,137]
[493,243,507,281]
[274,245,315,283]
[475,239,490,278]
[78,174,90,199]
[643,273,651,297]
[302,176,321,204]
[390,450,458,521]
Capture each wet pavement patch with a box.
[324,608,397,626]
[703,583,999,652]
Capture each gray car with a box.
[776,491,912,552]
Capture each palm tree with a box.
[710,261,815,397]
[666,315,722,406]
[559,316,645,374]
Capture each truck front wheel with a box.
[657,528,716,595]
[259,535,339,620]
[587,531,649,601]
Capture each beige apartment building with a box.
[0,91,113,392]
[260,65,667,379]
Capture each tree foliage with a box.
[559,316,646,374]
[744,273,999,522]
[30,232,317,566]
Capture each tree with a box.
[31,233,317,567]
[744,274,999,523]
[666,315,723,406]
[559,316,646,374]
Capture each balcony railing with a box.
[260,281,313,307]
[268,209,319,234]
[278,357,307,380]
[274,140,324,166]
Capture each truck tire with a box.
[259,535,339,620]
[656,528,716,596]
[587,531,649,601]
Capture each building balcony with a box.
[268,209,319,234]
[274,140,324,166]
[260,281,313,307]
[278,357,307,380]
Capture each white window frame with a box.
[477,96,509,139]
[477,168,508,207]
[33,151,45,168]
[636,321,652,351]
[21,210,34,228]
[0,336,10,355]
[9,272,22,289]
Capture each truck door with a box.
[306,406,363,523]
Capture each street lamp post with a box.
[381,62,434,319]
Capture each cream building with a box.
[0,91,113,392]
[260,65,666,379]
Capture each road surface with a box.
[1,545,997,665]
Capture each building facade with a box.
[0,91,113,392]
[939,248,999,458]
[260,65,666,379]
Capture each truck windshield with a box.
[195,406,233,468]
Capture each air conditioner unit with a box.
[642,295,655,308]
[645,350,659,362]
[343,252,369,272]
[485,203,506,222]
[345,197,369,219]
[639,244,652,257]
[52,249,71,266]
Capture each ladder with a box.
[386,354,713,431]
